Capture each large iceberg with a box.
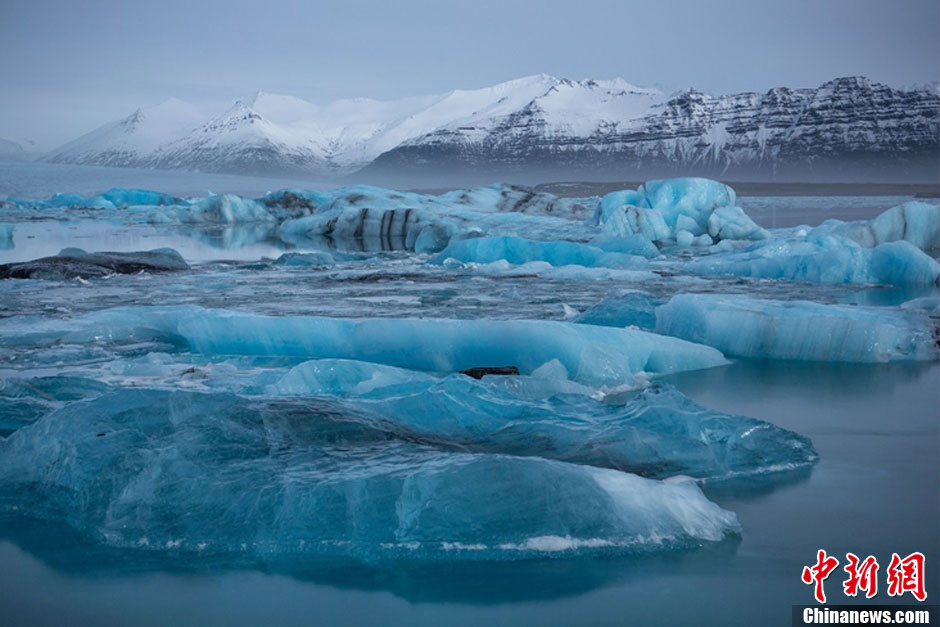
[0,388,741,560]
[655,293,940,362]
[269,359,818,480]
[10,305,729,387]
[594,178,769,244]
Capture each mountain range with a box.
[40,75,940,184]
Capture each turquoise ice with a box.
[0,388,741,561]
[655,293,940,362]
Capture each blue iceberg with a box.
[431,236,648,270]
[686,236,940,285]
[0,388,741,561]
[594,178,769,244]
[809,201,939,252]
[269,359,818,480]
[572,290,662,329]
[13,305,728,387]
[655,293,940,362]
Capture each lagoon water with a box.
[0,360,935,627]
[0,169,937,626]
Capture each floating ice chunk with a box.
[810,201,939,252]
[279,186,594,253]
[687,235,940,285]
[269,361,818,480]
[676,230,695,247]
[98,188,183,208]
[22,305,728,387]
[271,358,436,396]
[655,293,940,362]
[0,247,189,280]
[0,389,740,559]
[595,178,768,244]
[437,184,596,220]
[273,251,336,267]
[901,296,940,317]
[431,236,648,269]
[590,235,661,259]
[573,290,662,329]
[183,193,277,223]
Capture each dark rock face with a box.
[364,77,940,183]
[0,248,189,280]
[460,366,521,379]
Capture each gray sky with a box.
[1,0,938,149]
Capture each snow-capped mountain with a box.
[44,75,939,182]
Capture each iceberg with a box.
[0,388,741,560]
[686,236,940,285]
[0,247,190,280]
[273,251,336,267]
[17,305,728,387]
[594,178,769,244]
[572,290,662,329]
[655,293,940,362]
[269,359,818,480]
[431,236,648,270]
[809,201,940,252]
[98,188,183,208]
[278,186,594,253]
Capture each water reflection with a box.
[0,514,741,605]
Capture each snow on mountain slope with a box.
[43,75,939,181]
[151,101,329,175]
[43,98,210,168]
[44,75,664,174]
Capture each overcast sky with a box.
[1,0,938,149]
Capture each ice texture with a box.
[18,305,728,387]
[0,247,189,280]
[594,178,768,244]
[687,236,940,285]
[655,294,940,362]
[269,360,818,480]
[0,388,741,560]
[432,236,648,269]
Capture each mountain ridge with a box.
[42,75,940,184]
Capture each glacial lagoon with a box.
[0,169,937,625]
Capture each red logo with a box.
[802,550,928,604]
